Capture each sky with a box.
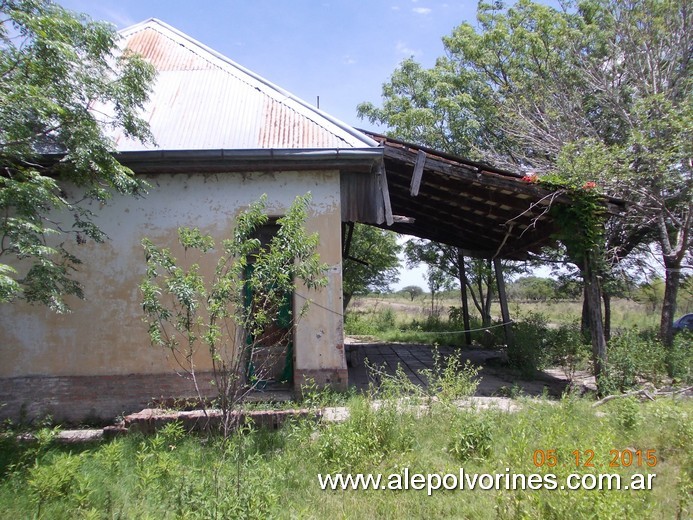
[55,0,487,291]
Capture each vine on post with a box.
[539,174,610,392]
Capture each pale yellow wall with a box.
[0,170,345,378]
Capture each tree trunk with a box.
[482,260,493,326]
[581,287,590,340]
[343,292,353,312]
[660,256,680,349]
[457,251,472,346]
[602,291,611,342]
[655,209,690,348]
[494,258,514,349]
[583,252,607,393]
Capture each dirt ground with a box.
[345,337,597,398]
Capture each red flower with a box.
[522,173,538,183]
[583,181,597,190]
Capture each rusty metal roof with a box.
[112,19,378,151]
[362,131,625,260]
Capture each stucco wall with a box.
[0,169,346,420]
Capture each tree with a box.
[634,277,665,313]
[341,223,401,309]
[401,285,423,301]
[359,0,691,386]
[425,265,456,317]
[140,194,328,436]
[554,0,692,346]
[508,276,557,301]
[0,0,155,312]
[453,0,691,346]
[404,238,526,326]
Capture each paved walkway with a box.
[347,342,457,389]
[346,341,587,397]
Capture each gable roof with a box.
[113,19,378,151]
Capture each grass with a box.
[0,395,690,519]
[346,294,692,387]
[1,296,689,519]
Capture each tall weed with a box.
[316,396,414,472]
[419,348,481,403]
[667,331,692,383]
[600,328,666,393]
[447,412,494,462]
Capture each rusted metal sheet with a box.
[340,170,385,224]
[362,130,624,259]
[111,19,377,151]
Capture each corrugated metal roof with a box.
[111,19,378,151]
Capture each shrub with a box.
[28,452,82,504]
[344,308,398,336]
[317,396,414,472]
[667,331,692,383]
[600,328,666,393]
[509,312,552,375]
[545,322,590,383]
[419,348,481,402]
[611,396,641,430]
[447,412,494,462]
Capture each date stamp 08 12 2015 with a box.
[532,448,658,469]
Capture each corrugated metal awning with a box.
[362,131,625,260]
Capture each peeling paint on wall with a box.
[0,170,345,389]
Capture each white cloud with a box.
[391,5,401,10]
[343,55,357,65]
[99,7,137,28]
[396,41,420,57]
[412,7,432,15]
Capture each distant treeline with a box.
[389,276,692,310]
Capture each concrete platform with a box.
[346,341,588,397]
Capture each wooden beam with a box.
[410,150,427,196]
[384,147,573,203]
[342,221,355,257]
[386,167,551,221]
[378,162,394,226]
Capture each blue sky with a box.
[58,0,480,129]
[55,1,491,291]
[57,0,487,290]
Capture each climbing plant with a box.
[533,173,610,389]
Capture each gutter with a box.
[111,147,384,174]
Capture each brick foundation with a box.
[0,373,216,424]
[0,367,350,424]
[293,368,348,395]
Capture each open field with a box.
[348,295,665,331]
